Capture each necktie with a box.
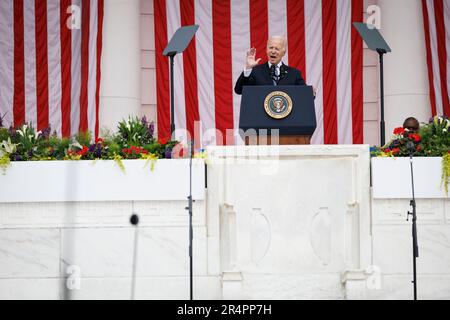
[271,65,279,86]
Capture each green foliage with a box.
[419,117,450,156]
[74,131,92,147]
[442,153,450,195]
[113,153,126,174]
[115,116,155,149]
[0,128,8,143]
[0,154,10,174]
[0,116,180,168]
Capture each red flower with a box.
[409,133,421,143]
[158,137,168,145]
[393,127,405,135]
[391,148,400,155]
[77,146,89,156]
[416,145,422,152]
[123,146,147,156]
[95,137,104,144]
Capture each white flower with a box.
[0,138,17,154]
[70,141,83,150]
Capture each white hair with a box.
[267,36,287,51]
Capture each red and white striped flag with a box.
[154,0,364,145]
[422,0,450,117]
[0,0,104,137]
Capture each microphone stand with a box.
[185,140,194,300]
[168,53,176,136]
[130,213,140,300]
[406,142,419,300]
[377,49,387,146]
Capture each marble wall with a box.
[370,198,450,300]
[206,145,372,300]
[2,148,450,299]
[0,200,221,300]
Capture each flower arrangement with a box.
[372,115,450,193]
[371,126,424,157]
[372,116,450,157]
[0,116,185,174]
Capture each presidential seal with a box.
[264,91,293,119]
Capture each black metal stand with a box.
[168,54,176,137]
[406,144,419,300]
[163,25,199,137]
[185,140,194,300]
[352,23,391,146]
[377,49,387,146]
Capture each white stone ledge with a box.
[0,159,205,203]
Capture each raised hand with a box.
[246,48,261,69]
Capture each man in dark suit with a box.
[234,36,309,95]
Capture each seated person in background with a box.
[403,117,420,133]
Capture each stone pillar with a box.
[99,0,141,133]
[378,0,432,139]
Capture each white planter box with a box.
[371,157,447,199]
[0,159,205,203]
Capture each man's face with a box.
[404,120,419,132]
[266,38,286,65]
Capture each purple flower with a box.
[141,116,148,127]
[8,126,15,136]
[148,122,155,137]
[88,144,96,153]
[164,148,172,159]
[94,148,102,158]
[13,154,22,161]
[39,127,52,139]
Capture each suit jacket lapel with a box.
[278,63,289,85]
[263,63,274,85]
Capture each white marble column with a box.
[378,0,432,139]
[99,0,141,133]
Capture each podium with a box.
[239,86,316,145]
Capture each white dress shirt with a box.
[243,61,283,77]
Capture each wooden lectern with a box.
[244,135,311,146]
[239,85,317,145]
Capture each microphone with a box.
[407,140,415,156]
